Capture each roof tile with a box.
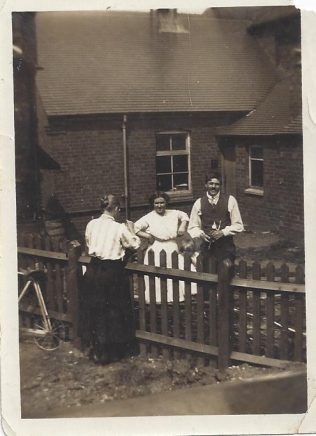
[36,11,277,116]
[216,77,302,136]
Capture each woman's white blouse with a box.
[86,213,140,260]
[134,209,189,241]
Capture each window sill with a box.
[167,191,194,203]
[244,188,264,197]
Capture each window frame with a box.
[248,145,264,192]
[155,131,192,196]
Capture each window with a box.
[249,146,264,189]
[211,159,219,169]
[156,132,191,194]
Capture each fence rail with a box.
[17,232,306,370]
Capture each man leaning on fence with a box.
[188,173,244,280]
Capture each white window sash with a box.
[156,132,191,193]
[249,146,264,188]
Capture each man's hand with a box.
[210,230,224,240]
[177,229,185,237]
[200,231,211,242]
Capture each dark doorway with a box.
[220,143,236,195]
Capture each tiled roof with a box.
[280,113,302,134]
[36,11,277,116]
[216,77,302,136]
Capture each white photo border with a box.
[1,1,315,434]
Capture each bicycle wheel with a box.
[33,319,66,351]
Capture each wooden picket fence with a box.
[17,232,306,370]
[125,249,306,369]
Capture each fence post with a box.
[67,240,82,348]
[217,260,232,371]
[137,248,147,356]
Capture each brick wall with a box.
[235,136,304,241]
[41,120,124,213]
[190,126,220,199]
[277,138,304,240]
[128,127,156,208]
[40,115,224,236]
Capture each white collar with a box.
[101,212,115,221]
[207,191,220,203]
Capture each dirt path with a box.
[20,340,305,418]
[33,370,307,418]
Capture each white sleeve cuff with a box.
[222,228,229,237]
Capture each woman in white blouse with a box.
[81,194,140,364]
[134,191,197,303]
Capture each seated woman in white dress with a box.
[134,191,197,303]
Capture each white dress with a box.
[134,209,197,303]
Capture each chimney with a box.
[151,9,189,34]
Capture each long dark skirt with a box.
[79,257,135,362]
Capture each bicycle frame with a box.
[18,275,52,336]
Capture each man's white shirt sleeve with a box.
[222,195,244,236]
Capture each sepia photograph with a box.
[1,1,316,434]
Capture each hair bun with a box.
[100,195,110,209]
[99,194,121,211]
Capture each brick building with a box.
[28,7,302,239]
[216,6,303,239]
